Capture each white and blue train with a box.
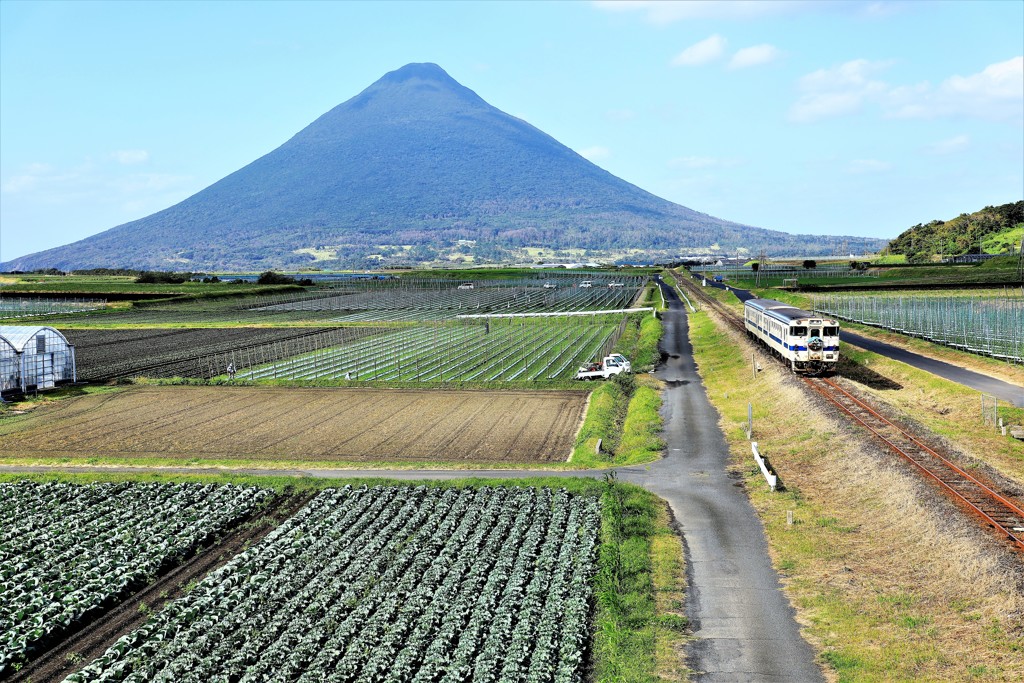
[744,298,840,375]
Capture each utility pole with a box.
[755,249,767,288]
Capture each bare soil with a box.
[9,489,315,683]
[0,386,587,463]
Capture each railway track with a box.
[804,376,1024,551]
[669,270,1024,552]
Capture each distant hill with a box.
[2,63,887,271]
[885,201,1023,262]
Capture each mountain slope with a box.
[884,200,1023,261]
[3,63,887,271]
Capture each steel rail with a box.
[669,268,1024,552]
[803,376,1024,551]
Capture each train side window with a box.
[790,326,807,336]
[823,326,838,336]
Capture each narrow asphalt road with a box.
[0,283,823,681]
[695,275,1023,407]
[629,282,822,682]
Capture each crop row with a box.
[0,481,273,676]
[236,317,622,382]
[811,292,1024,362]
[67,485,600,683]
[33,276,646,327]
[254,279,645,320]
[65,327,380,381]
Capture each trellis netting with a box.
[811,293,1024,363]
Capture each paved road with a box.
[693,275,1023,407]
[637,282,822,682]
[1,282,824,681]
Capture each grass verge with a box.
[688,308,1024,682]
[593,474,692,682]
[571,374,665,468]
[615,313,664,371]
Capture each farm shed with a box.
[0,326,76,393]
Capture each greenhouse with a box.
[0,326,76,393]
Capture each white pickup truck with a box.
[575,354,632,380]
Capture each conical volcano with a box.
[2,63,884,270]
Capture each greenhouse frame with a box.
[0,326,76,393]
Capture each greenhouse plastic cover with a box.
[0,326,69,352]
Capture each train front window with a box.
[790,326,807,336]
[810,328,820,337]
[823,326,838,336]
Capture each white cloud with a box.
[789,58,892,123]
[728,44,781,69]
[790,56,1023,124]
[578,146,611,161]
[924,135,970,155]
[848,159,892,174]
[671,34,727,67]
[594,1,814,24]
[786,58,892,123]
[887,56,1023,121]
[111,149,150,165]
[860,1,911,19]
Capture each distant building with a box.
[943,254,999,264]
[0,326,76,393]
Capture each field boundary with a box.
[456,306,654,318]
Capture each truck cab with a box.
[575,354,631,380]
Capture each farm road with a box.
[703,278,1024,407]
[0,281,824,682]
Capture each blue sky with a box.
[1,0,1021,262]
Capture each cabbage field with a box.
[0,481,274,676]
[63,485,600,683]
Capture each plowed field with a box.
[0,386,587,463]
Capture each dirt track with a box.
[0,386,587,463]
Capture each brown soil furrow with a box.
[0,386,588,463]
[8,489,315,683]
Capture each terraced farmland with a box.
[240,317,624,382]
[64,485,600,683]
[0,481,274,676]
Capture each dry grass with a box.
[840,343,1024,485]
[689,308,1024,682]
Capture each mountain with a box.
[884,201,1023,262]
[2,63,887,271]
